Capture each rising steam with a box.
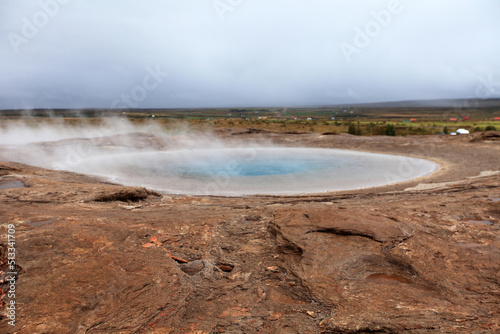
[0,118,439,195]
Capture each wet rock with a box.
[0,180,24,189]
[470,130,500,142]
[216,263,234,272]
[365,273,411,284]
[89,187,160,202]
[180,260,205,276]
[244,214,262,222]
[0,131,499,333]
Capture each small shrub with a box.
[356,122,363,136]
[348,122,363,135]
[348,123,356,135]
[385,123,396,136]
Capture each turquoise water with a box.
[74,148,439,196]
[141,152,334,178]
[171,159,314,178]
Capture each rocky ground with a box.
[0,130,499,333]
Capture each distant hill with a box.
[324,98,500,109]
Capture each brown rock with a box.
[1,132,499,333]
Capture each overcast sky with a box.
[1,0,499,109]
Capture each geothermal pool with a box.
[70,147,439,196]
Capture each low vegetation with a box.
[1,100,499,136]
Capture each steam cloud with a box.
[0,117,273,183]
[0,118,438,196]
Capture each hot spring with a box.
[70,147,439,196]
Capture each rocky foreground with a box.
[0,131,499,333]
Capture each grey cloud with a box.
[1,0,499,109]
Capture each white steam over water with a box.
[71,148,438,195]
[0,118,165,146]
[0,119,439,196]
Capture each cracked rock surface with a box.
[0,131,499,333]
